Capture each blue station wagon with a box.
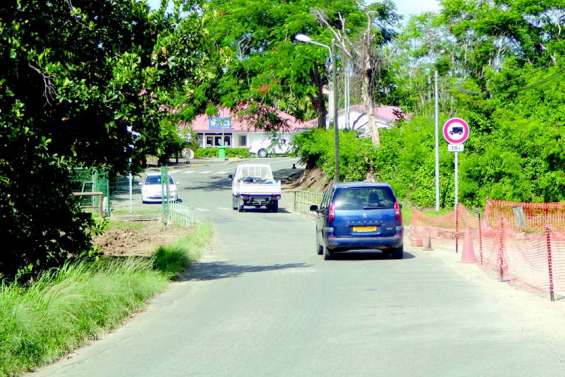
[310,183,403,260]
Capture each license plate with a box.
[352,226,377,232]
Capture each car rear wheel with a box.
[257,148,268,158]
[316,241,323,255]
[391,246,404,259]
[323,246,333,260]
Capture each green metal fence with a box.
[71,167,110,216]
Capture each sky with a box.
[394,0,440,16]
[146,0,441,18]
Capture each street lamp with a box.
[295,33,340,182]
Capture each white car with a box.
[249,135,291,158]
[141,173,178,203]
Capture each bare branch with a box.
[28,63,57,106]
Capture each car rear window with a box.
[333,187,395,210]
[145,175,174,185]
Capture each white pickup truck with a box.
[230,164,282,212]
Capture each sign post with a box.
[443,118,470,209]
[126,126,140,214]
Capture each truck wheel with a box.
[257,148,268,158]
[270,201,279,213]
[232,195,238,210]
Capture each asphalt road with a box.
[32,158,565,377]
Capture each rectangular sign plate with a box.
[209,117,231,130]
[448,144,464,152]
[352,226,377,233]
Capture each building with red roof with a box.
[180,107,315,155]
[306,105,407,137]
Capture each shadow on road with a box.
[238,207,291,214]
[178,261,310,281]
[329,251,416,261]
[183,176,231,191]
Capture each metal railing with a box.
[73,192,105,217]
[283,190,323,214]
[167,202,196,227]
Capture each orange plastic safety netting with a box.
[410,200,565,300]
[484,200,565,233]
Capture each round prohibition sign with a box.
[443,118,470,144]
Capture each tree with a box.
[375,0,564,206]
[205,0,373,128]
[312,1,401,145]
[0,0,214,279]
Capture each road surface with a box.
[32,158,565,377]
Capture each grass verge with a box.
[153,223,213,277]
[0,223,213,377]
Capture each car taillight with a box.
[328,202,336,224]
[394,201,402,223]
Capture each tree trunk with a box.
[360,16,379,146]
[309,65,328,128]
[308,94,327,129]
[361,60,379,146]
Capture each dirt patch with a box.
[284,167,329,192]
[93,221,192,257]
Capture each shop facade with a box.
[184,108,314,152]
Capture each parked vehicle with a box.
[248,135,291,158]
[230,164,281,212]
[141,172,178,203]
[310,182,403,260]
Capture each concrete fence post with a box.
[498,218,505,282]
[455,204,460,253]
[478,212,484,265]
[544,225,555,302]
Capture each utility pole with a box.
[332,40,340,183]
[434,70,440,212]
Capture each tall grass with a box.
[153,223,213,276]
[0,223,213,377]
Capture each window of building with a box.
[239,135,247,146]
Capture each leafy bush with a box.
[373,115,456,207]
[0,133,94,281]
[294,96,564,208]
[293,129,375,182]
[194,147,250,159]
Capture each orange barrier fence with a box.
[411,200,565,301]
[485,200,565,233]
